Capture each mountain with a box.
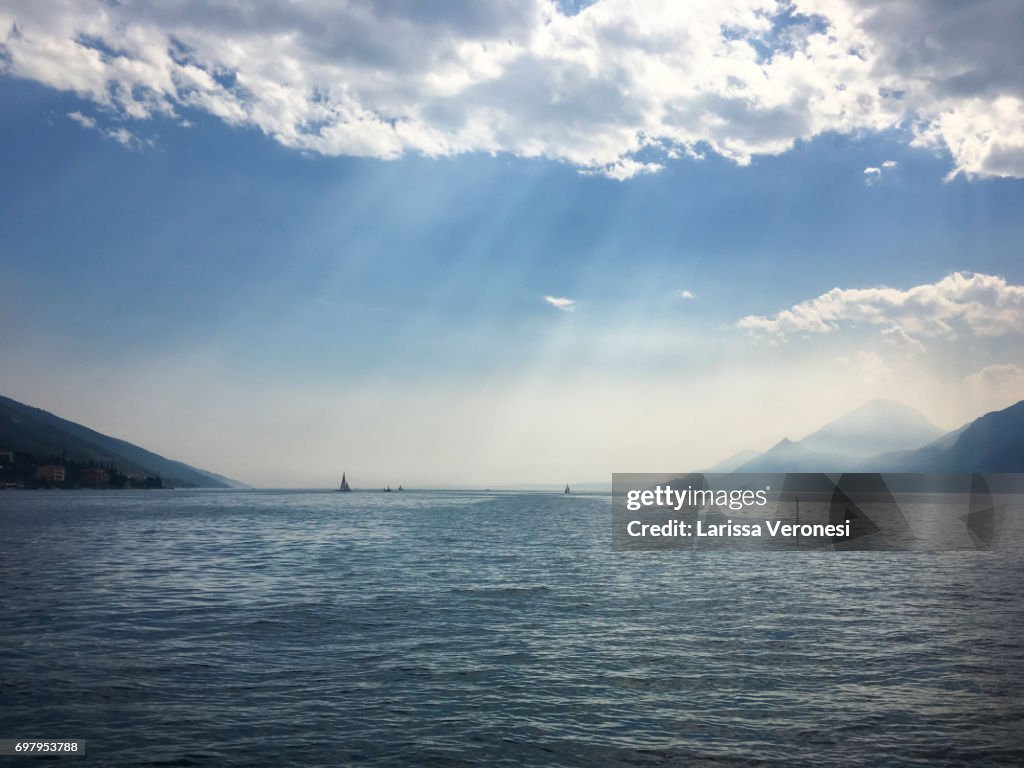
[733,438,850,473]
[798,399,944,458]
[191,468,252,490]
[874,400,1024,472]
[736,400,943,472]
[0,395,246,488]
[703,448,760,473]
[730,398,1024,474]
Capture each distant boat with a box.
[384,485,391,492]
[338,473,351,492]
[398,485,403,491]
[564,484,571,494]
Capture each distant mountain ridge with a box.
[735,400,944,473]
[874,400,1024,473]
[797,400,943,458]
[726,398,1024,474]
[0,395,247,488]
[703,448,761,473]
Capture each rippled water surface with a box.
[2,489,1023,766]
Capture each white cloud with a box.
[67,108,148,147]
[544,295,576,312]
[965,362,1024,389]
[581,159,664,180]
[737,272,1024,347]
[964,362,1024,412]
[881,326,925,356]
[2,1,1024,178]
[863,159,897,184]
[678,289,696,299]
[67,110,95,129]
[105,126,139,147]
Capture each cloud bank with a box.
[738,272,1024,350]
[966,362,1024,389]
[2,1,1024,179]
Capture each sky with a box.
[1,0,1023,488]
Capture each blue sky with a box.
[2,2,1023,486]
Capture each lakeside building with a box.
[35,464,66,482]
[79,467,110,488]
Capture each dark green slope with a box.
[0,395,243,488]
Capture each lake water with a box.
[2,489,1023,766]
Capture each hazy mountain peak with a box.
[799,399,942,458]
[839,399,932,422]
[734,399,946,472]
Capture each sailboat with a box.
[338,473,351,492]
[384,485,392,492]
[564,484,571,494]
